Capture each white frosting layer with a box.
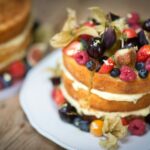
[60,84,150,118]
[62,63,150,103]
[0,18,32,49]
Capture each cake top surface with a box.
[50,7,150,82]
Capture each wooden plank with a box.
[0,97,64,150]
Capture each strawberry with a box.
[9,60,26,79]
[98,57,115,74]
[63,41,83,56]
[83,21,95,27]
[52,88,66,107]
[137,45,150,62]
[121,118,129,126]
[123,28,137,39]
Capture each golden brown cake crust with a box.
[0,0,31,43]
[63,73,150,112]
[63,54,150,94]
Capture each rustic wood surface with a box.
[0,0,150,150]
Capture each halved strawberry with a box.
[51,88,66,107]
[98,57,115,74]
[63,41,83,56]
[137,45,150,62]
[83,21,95,27]
[123,28,137,39]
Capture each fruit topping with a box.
[78,120,90,132]
[86,60,96,71]
[114,48,136,67]
[90,120,104,137]
[127,12,140,25]
[63,41,83,56]
[136,45,150,62]
[145,57,150,71]
[145,114,150,125]
[99,56,108,64]
[137,30,149,47]
[110,68,120,77]
[59,103,77,123]
[143,18,150,32]
[9,60,26,79]
[99,57,115,74]
[121,118,129,126]
[83,21,95,27]
[74,51,89,65]
[50,77,61,86]
[73,117,83,128]
[52,88,66,106]
[2,73,12,88]
[119,66,137,82]
[135,62,145,71]
[123,28,137,39]
[107,12,120,21]
[87,37,105,59]
[102,27,116,49]
[138,69,149,79]
[128,119,146,136]
[123,37,139,49]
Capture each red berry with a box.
[145,57,150,71]
[83,21,95,27]
[51,88,66,106]
[99,58,115,74]
[127,12,140,25]
[123,28,137,39]
[119,66,137,82]
[9,60,26,79]
[128,118,146,136]
[74,51,89,65]
[63,41,83,56]
[121,118,129,126]
[79,34,92,41]
[137,45,150,62]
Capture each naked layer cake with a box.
[50,7,150,149]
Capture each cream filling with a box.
[0,18,32,50]
[62,63,150,103]
[60,84,150,118]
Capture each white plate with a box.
[20,50,150,150]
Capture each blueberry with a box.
[73,117,82,128]
[107,12,120,21]
[50,77,61,86]
[95,63,102,72]
[99,56,108,64]
[86,60,96,71]
[87,37,105,59]
[145,114,150,124]
[110,68,120,77]
[79,120,90,132]
[123,37,139,49]
[58,103,77,123]
[143,18,150,32]
[138,30,149,47]
[2,73,12,88]
[138,69,149,79]
[135,62,145,71]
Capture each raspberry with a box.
[119,66,137,82]
[145,57,150,71]
[9,60,26,79]
[128,119,146,136]
[74,51,89,65]
[127,12,140,25]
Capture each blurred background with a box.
[32,0,150,36]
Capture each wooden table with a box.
[0,0,150,150]
[0,97,64,150]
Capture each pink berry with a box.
[145,57,150,71]
[128,119,146,136]
[74,51,89,65]
[119,66,137,82]
[127,12,140,25]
